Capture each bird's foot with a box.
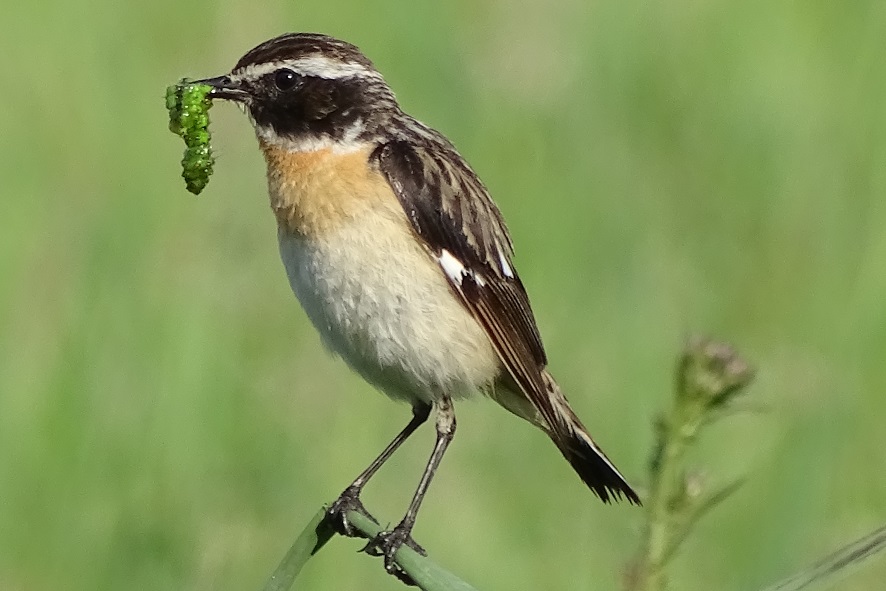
[327,486,377,538]
[362,522,427,583]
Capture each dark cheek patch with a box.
[301,80,339,120]
[251,78,369,140]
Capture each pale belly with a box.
[277,213,501,404]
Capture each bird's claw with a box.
[327,487,377,538]
[362,524,427,583]
[330,491,427,585]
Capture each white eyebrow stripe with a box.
[232,57,381,82]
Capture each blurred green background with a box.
[2,0,885,589]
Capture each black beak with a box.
[194,75,249,102]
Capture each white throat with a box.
[254,119,368,154]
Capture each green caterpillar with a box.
[166,79,214,195]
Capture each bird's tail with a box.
[540,371,642,505]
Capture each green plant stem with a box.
[640,405,702,590]
[263,507,336,591]
[757,524,886,591]
[630,338,753,591]
[261,505,479,591]
[345,511,479,591]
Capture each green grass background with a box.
[1,1,885,589]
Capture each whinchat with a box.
[196,32,640,574]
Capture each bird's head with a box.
[198,33,400,152]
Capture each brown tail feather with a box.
[541,372,642,505]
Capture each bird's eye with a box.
[274,68,299,91]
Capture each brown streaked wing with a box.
[372,139,560,427]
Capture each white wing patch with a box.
[498,248,514,278]
[439,249,466,285]
[438,249,487,287]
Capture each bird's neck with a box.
[258,139,388,238]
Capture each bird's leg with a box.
[364,395,456,576]
[328,402,432,537]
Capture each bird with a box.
[195,32,640,574]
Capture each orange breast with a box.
[259,141,396,238]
